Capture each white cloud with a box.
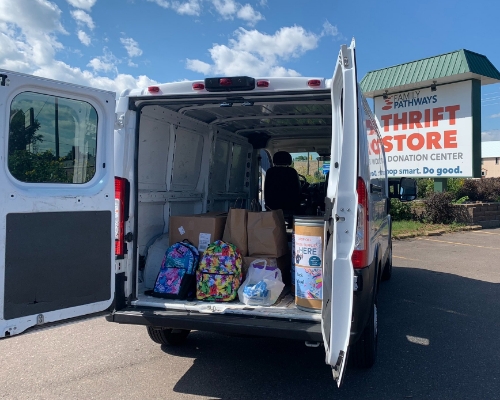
[186,26,320,77]
[171,0,201,15]
[87,48,119,73]
[34,60,159,94]
[66,0,97,11]
[482,130,500,141]
[231,26,318,60]
[321,20,339,37]
[258,0,267,6]
[0,0,67,71]
[147,0,170,8]
[212,0,238,18]
[120,37,143,57]
[211,0,263,25]
[147,0,202,15]
[0,0,67,35]
[71,10,95,30]
[77,30,91,46]
[186,59,212,74]
[0,0,157,95]
[236,4,263,25]
[490,113,500,118]
[88,57,114,72]
[148,0,262,22]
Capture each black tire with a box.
[146,327,190,346]
[381,242,392,281]
[350,301,378,368]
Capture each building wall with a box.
[482,157,500,178]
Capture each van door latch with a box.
[125,232,134,242]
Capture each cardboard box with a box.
[169,212,227,253]
[243,253,291,285]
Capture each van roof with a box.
[125,76,332,97]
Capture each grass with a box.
[392,220,466,238]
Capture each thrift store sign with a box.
[373,80,473,178]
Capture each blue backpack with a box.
[147,241,199,300]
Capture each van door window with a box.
[8,92,98,184]
[290,152,327,184]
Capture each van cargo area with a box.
[125,86,334,328]
[2,43,392,384]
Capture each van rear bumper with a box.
[106,306,323,341]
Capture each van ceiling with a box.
[147,91,332,151]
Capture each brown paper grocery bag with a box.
[247,209,288,257]
[222,208,248,256]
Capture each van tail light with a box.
[352,177,369,268]
[115,177,128,258]
[308,79,322,87]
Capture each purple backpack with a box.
[149,241,199,300]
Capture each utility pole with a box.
[55,97,59,158]
[307,152,310,175]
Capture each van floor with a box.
[133,288,321,322]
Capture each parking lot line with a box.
[416,237,500,250]
[393,255,422,262]
[472,230,500,236]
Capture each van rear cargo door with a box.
[0,70,116,337]
[321,41,358,386]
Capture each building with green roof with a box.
[361,50,500,184]
[361,49,500,98]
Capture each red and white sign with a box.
[374,80,473,178]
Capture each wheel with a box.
[350,301,378,368]
[146,327,190,346]
[381,242,392,281]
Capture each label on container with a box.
[198,233,211,252]
[295,267,323,300]
[294,234,322,267]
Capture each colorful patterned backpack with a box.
[196,240,242,302]
[148,241,199,300]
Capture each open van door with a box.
[0,71,116,337]
[321,40,358,386]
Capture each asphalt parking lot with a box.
[1,228,499,400]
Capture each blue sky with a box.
[1,0,499,141]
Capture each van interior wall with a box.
[136,105,253,257]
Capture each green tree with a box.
[8,109,43,153]
[8,109,70,183]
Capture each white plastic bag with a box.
[238,259,285,306]
[143,234,170,289]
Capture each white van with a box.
[0,41,416,385]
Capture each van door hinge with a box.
[0,74,8,86]
[324,197,334,222]
[115,113,125,129]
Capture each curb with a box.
[393,225,482,240]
